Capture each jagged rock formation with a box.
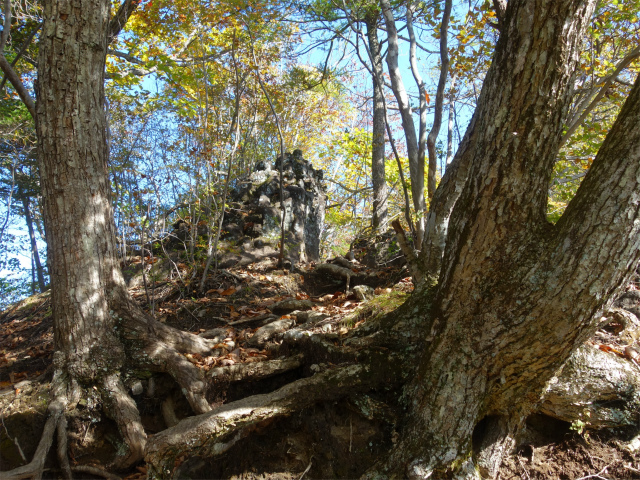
[219,149,325,267]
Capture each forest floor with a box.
[2,249,640,479]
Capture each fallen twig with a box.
[575,466,610,480]
[299,456,313,480]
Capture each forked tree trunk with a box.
[373,0,640,478]
[379,0,425,244]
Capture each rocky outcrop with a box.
[220,150,325,266]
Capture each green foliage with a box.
[547,0,639,221]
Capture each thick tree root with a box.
[142,339,211,414]
[472,416,516,480]
[100,373,147,469]
[116,304,214,414]
[145,363,385,478]
[56,415,72,480]
[208,354,304,382]
[119,298,218,356]
[70,465,122,480]
[1,397,65,480]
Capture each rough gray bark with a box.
[5,0,640,477]
[34,0,150,466]
[0,0,220,475]
[36,0,126,390]
[540,344,640,429]
[365,13,388,233]
[370,0,640,477]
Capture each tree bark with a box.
[34,0,149,466]
[36,0,128,388]
[405,4,428,201]
[23,0,215,469]
[372,1,640,477]
[379,0,425,244]
[7,0,640,477]
[365,13,388,234]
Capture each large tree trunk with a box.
[365,14,388,234]
[11,0,217,472]
[37,0,121,379]
[35,0,149,466]
[7,0,640,477]
[372,0,640,478]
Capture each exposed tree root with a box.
[472,416,516,480]
[119,302,218,356]
[208,354,304,382]
[71,465,122,480]
[145,362,393,478]
[2,397,65,480]
[6,282,640,479]
[100,373,147,469]
[1,300,220,478]
[56,415,72,480]
[141,339,211,414]
[161,397,180,428]
[391,219,421,282]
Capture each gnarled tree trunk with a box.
[373,0,640,478]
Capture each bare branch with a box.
[1,0,11,51]
[0,0,35,117]
[406,4,428,199]
[425,0,452,202]
[561,45,640,147]
[0,21,41,92]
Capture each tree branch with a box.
[0,21,42,92]
[0,0,36,118]
[107,0,139,44]
[561,45,640,147]
[380,0,424,243]
[425,0,451,202]
[0,0,11,51]
[406,4,428,199]
[0,54,36,118]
